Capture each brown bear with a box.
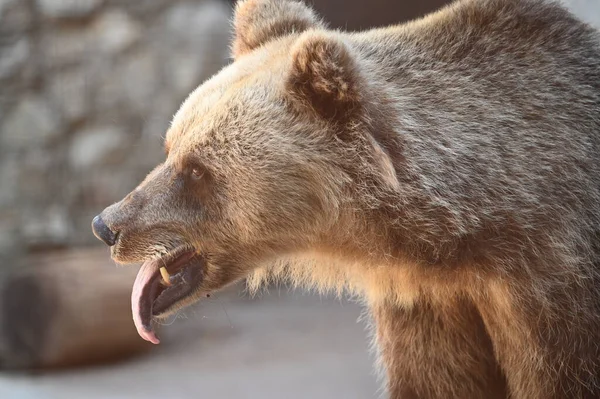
[92,0,600,397]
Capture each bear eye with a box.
[190,167,204,180]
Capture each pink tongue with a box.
[132,259,161,344]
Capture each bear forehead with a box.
[165,37,295,155]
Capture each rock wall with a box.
[0,0,232,255]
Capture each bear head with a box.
[92,0,399,343]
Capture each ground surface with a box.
[0,266,379,399]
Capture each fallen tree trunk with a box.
[0,248,152,370]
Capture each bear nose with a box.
[92,215,118,246]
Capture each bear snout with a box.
[91,214,119,247]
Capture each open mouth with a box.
[131,247,205,344]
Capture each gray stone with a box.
[0,155,18,206]
[164,1,230,42]
[93,9,142,54]
[167,52,203,96]
[36,0,102,19]
[95,48,159,114]
[112,0,172,17]
[134,123,167,169]
[0,0,32,32]
[0,0,233,250]
[127,91,177,169]
[93,62,124,113]
[121,50,159,113]
[17,148,57,200]
[48,66,92,122]
[0,210,19,255]
[69,125,128,169]
[42,25,93,68]
[142,95,174,139]
[162,1,230,94]
[20,205,71,247]
[78,167,138,210]
[42,9,141,68]
[0,0,16,15]
[1,96,62,149]
[0,38,30,80]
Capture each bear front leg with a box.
[477,279,600,399]
[372,297,507,399]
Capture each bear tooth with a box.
[160,266,172,286]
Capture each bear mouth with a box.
[131,247,205,344]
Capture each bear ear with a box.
[232,0,323,59]
[286,32,362,122]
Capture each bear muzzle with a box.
[91,214,119,247]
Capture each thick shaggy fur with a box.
[97,0,600,397]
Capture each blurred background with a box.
[0,0,598,398]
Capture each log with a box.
[0,248,152,370]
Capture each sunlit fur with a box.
[97,0,600,397]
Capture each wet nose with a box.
[91,215,118,246]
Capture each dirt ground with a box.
[0,279,379,398]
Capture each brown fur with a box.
[96,0,600,397]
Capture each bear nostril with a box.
[91,215,118,247]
